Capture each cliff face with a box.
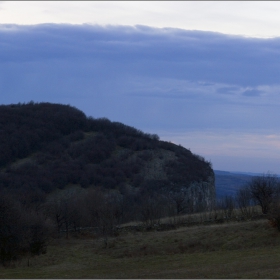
[135,148,215,212]
[187,175,216,211]
[0,102,215,214]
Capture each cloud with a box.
[216,86,240,95]
[1,24,280,100]
[242,89,263,97]
[0,25,279,73]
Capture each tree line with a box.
[217,173,280,227]
[0,181,210,265]
[2,172,280,266]
[2,169,280,267]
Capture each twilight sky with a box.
[1,1,280,173]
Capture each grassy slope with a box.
[2,219,280,279]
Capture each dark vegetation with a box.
[0,102,214,265]
[0,102,212,192]
[217,173,280,229]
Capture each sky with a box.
[1,1,280,173]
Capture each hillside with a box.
[0,102,214,206]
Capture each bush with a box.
[0,191,51,266]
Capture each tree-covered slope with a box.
[0,102,213,195]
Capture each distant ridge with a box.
[231,171,280,177]
[214,170,253,199]
[215,170,280,177]
[215,170,258,176]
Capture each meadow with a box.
[1,211,280,279]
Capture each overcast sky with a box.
[1,1,280,173]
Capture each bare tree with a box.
[267,199,280,231]
[86,189,124,246]
[140,194,166,227]
[235,185,254,219]
[24,211,53,256]
[0,191,52,266]
[168,190,190,215]
[248,173,280,214]
[217,195,235,221]
[45,197,64,236]
[0,193,23,265]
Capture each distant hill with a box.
[0,102,215,212]
[214,170,254,198]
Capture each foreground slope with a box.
[1,219,279,279]
[0,102,215,212]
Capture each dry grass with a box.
[121,205,263,229]
[1,219,280,278]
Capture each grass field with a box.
[1,217,280,279]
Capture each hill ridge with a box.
[0,102,215,213]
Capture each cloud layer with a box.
[1,24,280,172]
[2,2,280,38]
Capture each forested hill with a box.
[0,102,213,200]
